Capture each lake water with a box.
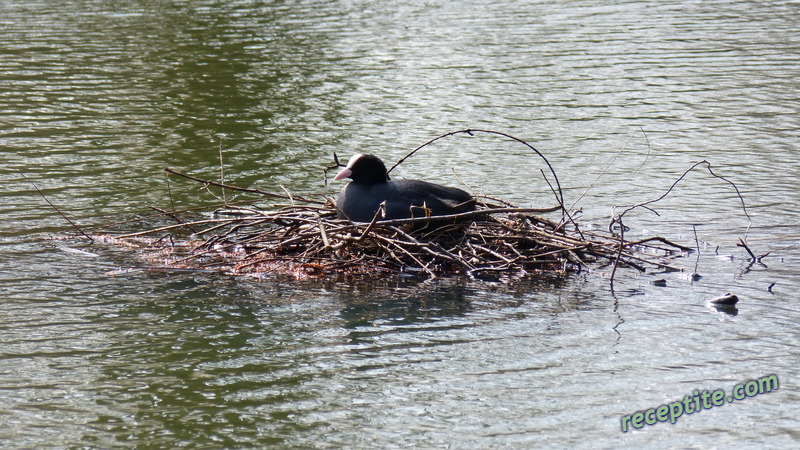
[2,0,799,447]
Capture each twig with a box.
[693,225,701,275]
[613,160,750,234]
[387,129,565,213]
[17,170,94,243]
[355,201,386,241]
[279,185,295,206]
[163,167,325,204]
[322,152,344,186]
[609,160,752,287]
[164,171,176,212]
[219,142,227,204]
[737,237,756,261]
[344,206,561,227]
[622,236,693,252]
[115,218,252,238]
[568,127,650,213]
[318,217,331,248]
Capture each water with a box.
[2,0,799,447]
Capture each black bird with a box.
[333,154,476,224]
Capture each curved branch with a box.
[387,129,565,212]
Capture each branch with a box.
[386,129,565,213]
[164,167,325,205]
[17,170,94,243]
[339,205,562,227]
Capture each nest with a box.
[39,129,756,283]
[94,169,692,281]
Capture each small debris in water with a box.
[709,293,739,305]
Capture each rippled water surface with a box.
[2,0,799,447]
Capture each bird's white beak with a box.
[333,168,352,181]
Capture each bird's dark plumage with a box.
[334,154,476,224]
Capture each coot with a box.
[334,154,476,224]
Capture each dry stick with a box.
[532,167,578,235]
[502,240,524,259]
[736,237,757,261]
[189,224,302,267]
[459,242,482,263]
[190,234,221,253]
[275,227,327,248]
[566,249,589,271]
[614,251,679,272]
[613,160,750,232]
[477,194,518,208]
[218,143,227,204]
[692,224,701,275]
[276,204,333,212]
[216,206,269,216]
[199,179,226,204]
[620,236,694,252]
[322,152,344,186]
[17,170,94,243]
[608,225,630,289]
[231,255,284,273]
[387,128,565,211]
[154,233,175,247]
[292,220,349,242]
[115,218,255,238]
[502,233,586,253]
[192,218,258,238]
[164,171,177,213]
[634,127,652,176]
[708,166,752,242]
[219,219,274,239]
[578,230,690,259]
[526,244,589,262]
[568,128,637,214]
[318,217,331,248]
[356,206,561,228]
[372,235,434,276]
[585,241,650,266]
[277,220,368,248]
[471,242,515,264]
[88,199,259,232]
[355,201,386,241]
[568,127,653,217]
[500,224,656,271]
[279,185,295,207]
[299,238,326,261]
[387,225,476,272]
[163,167,325,205]
[609,160,751,287]
[576,234,642,265]
[147,205,198,234]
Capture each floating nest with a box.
[92,171,692,282]
[36,128,756,283]
[80,129,752,282]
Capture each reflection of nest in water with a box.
[95,175,691,281]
